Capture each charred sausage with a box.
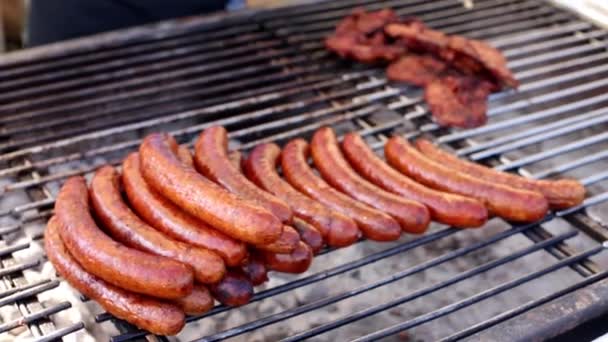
[240,252,269,286]
[260,241,313,274]
[244,142,359,247]
[414,139,586,209]
[139,133,282,245]
[174,285,214,315]
[54,177,193,299]
[311,127,430,234]
[90,166,225,284]
[45,216,186,335]
[292,218,324,254]
[209,270,254,307]
[194,126,293,223]
[341,133,487,227]
[384,136,548,222]
[281,139,401,241]
[253,225,299,254]
[122,153,247,267]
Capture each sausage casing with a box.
[341,133,487,227]
[311,127,430,234]
[385,136,548,222]
[90,166,225,284]
[194,126,293,223]
[241,252,269,286]
[45,216,186,335]
[244,142,359,247]
[139,133,282,245]
[122,153,247,267]
[281,139,400,241]
[54,177,193,299]
[254,225,299,254]
[414,139,586,209]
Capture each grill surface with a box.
[1,0,608,341]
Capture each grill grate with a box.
[0,0,608,340]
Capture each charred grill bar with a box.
[0,0,607,340]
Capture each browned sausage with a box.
[260,241,313,274]
[311,127,430,234]
[45,216,186,335]
[177,145,194,168]
[292,218,323,254]
[244,143,359,247]
[414,139,586,209]
[122,153,247,267]
[54,177,192,299]
[90,166,226,284]
[341,133,487,228]
[139,133,282,245]
[240,252,269,286]
[228,151,243,173]
[174,285,214,315]
[281,139,401,241]
[209,270,254,307]
[385,136,549,222]
[254,225,299,254]
[194,126,293,223]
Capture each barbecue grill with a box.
[1,0,608,340]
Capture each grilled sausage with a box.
[241,252,269,286]
[341,133,487,227]
[122,153,247,267]
[254,225,299,254]
[385,136,549,222]
[414,139,586,209]
[45,216,186,335]
[194,126,293,223]
[174,285,214,315]
[177,145,194,168]
[292,218,324,254]
[311,127,430,234]
[209,270,254,307]
[282,139,401,241]
[139,133,282,245]
[90,166,225,284]
[244,143,359,247]
[228,151,243,173]
[54,177,192,299]
[260,241,313,274]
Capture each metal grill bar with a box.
[351,244,606,342]
[0,301,71,334]
[440,267,608,341]
[199,227,576,342]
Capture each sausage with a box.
[260,241,313,274]
[341,133,487,228]
[194,126,293,223]
[240,252,269,286]
[45,216,186,335]
[122,153,247,267]
[209,270,254,307]
[292,218,324,254]
[228,151,243,173]
[139,133,282,245]
[244,143,359,247]
[414,139,586,209]
[311,127,430,234]
[174,285,214,315]
[54,177,192,299]
[281,139,401,241]
[254,225,299,254]
[90,166,226,284]
[176,145,194,168]
[384,136,549,222]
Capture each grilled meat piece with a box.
[385,21,517,89]
[424,76,494,128]
[325,8,404,63]
[386,54,448,86]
